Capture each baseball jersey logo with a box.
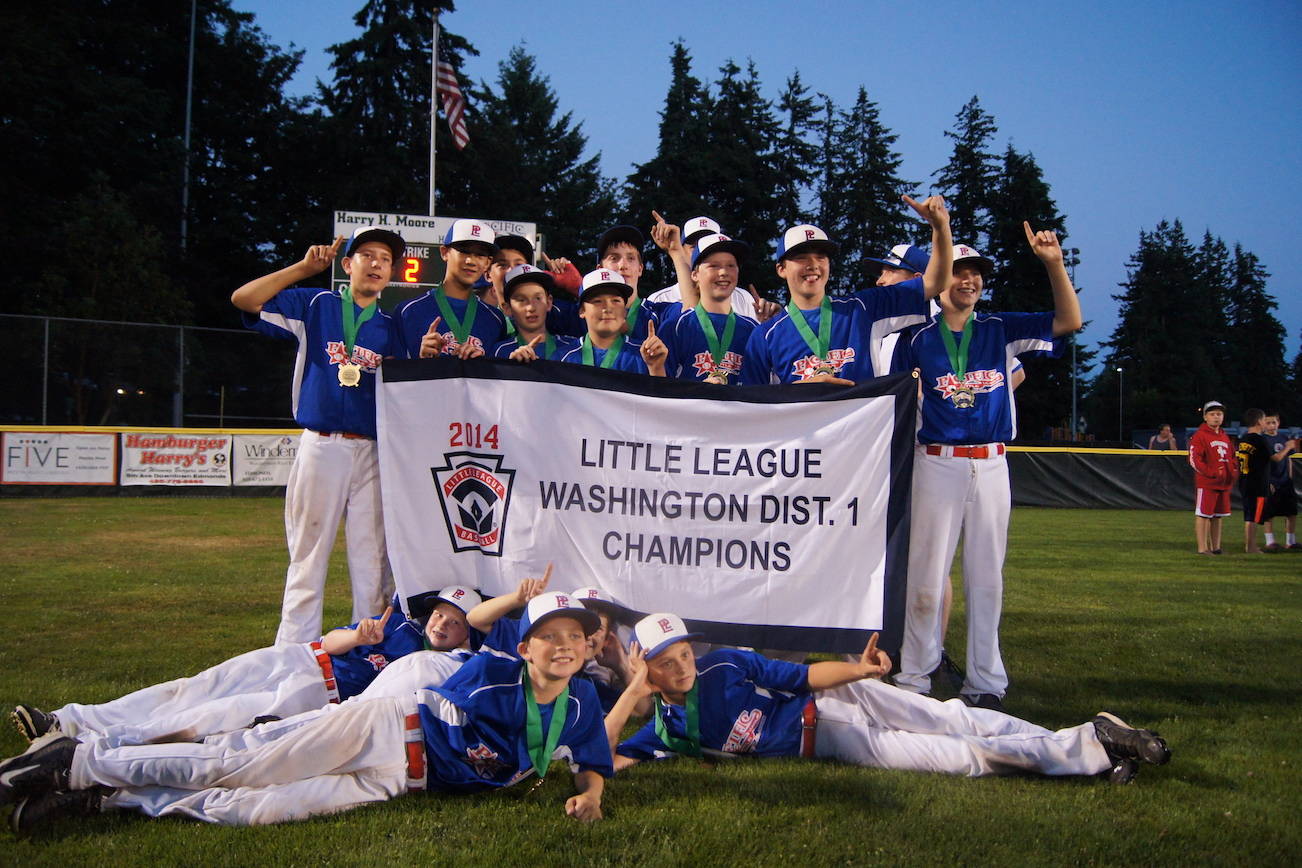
[431,451,517,558]
[325,341,382,372]
[365,653,389,671]
[691,350,743,380]
[932,370,1004,406]
[722,709,764,753]
[791,348,855,381]
[434,333,485,356]
[465,744,506,779]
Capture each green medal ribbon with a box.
[653,685,702,757]
[938,313,975,381]
[581,334,625,369]
[785,296,833,362]
[504,315,517,337]
[694,303,736,370]
[432,284,479,346]
[517,331,556,360]
[339,287,378,360]
[522,665,569,780]
[625,296,643,333]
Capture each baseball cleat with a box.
[1263,543,1283,553]
[1288,543,1302,551]
[960,693,1007,714]
[1092,712,1170,766]
[1106,758,1140,785]
[10,787,105,836]
[0,735,78,805]
[932,651,966,693]
[11,705,60,743]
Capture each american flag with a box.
[436,38,469,150]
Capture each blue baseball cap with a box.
[776,224,838,261]
[683,216,722,245]
[406,585,482,622]
[866,244,929,274]
[634,612,704,660]
[520,592,601,639]
[503,264,556,300]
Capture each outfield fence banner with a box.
[378,357,918,654]
[119,432,232,486]
[0,431,116,485]
[231,433,300,486]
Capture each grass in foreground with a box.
[0,499,1298,865]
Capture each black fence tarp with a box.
[1009,450,1301,510]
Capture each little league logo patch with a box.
[933,370,1004,407]
[431,451,516,557]
[792,348,855,381]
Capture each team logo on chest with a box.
[465,743,506,779]
[933,370,1004,407]
[431,452,516,557]
[722,709,764,753]
[792,348,855,381]
[365,653,389,671]
[691,350,743,382]
[439,334,485,356]
[325,341,383,373]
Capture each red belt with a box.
[404,712,427,791]
[924,443,1005,459]
[310,430,372,440]
[799,698,818,758]
[309,641,341,704]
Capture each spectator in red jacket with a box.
[1189,401,1238,555]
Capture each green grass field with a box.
[1,499,1298,865]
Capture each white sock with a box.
[1265,532,1276,545]
[1289,533,1298,546]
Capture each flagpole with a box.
[429,12,438,217]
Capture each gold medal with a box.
[338,363,362,387]
[952,388,975,408]
[813,364,835,377]
[706,371,730,385]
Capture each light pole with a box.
[1116,366,1124,444]
[1064,248,1081,440]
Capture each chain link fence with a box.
[1,314,297,428]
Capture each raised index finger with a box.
[651,210,667,225]
[376,605,394,628]
[646,319,656,339]
[528,333,545,348]
[1022,220,1037,245]
[541,562,553,588]
[330,235,346,254]
[864,631,879,659]
[426,316,443,335]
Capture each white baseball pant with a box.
[896,448,1010,697]
[78,696,414,826]
[276,430,394,646]
[56,643,334,744]
[813,678,1110,776]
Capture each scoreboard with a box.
[331,210,538,312]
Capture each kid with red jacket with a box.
[1189,400,1238,555]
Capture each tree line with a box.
[1,0,1296,432]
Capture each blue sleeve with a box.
[616,718,670,760]
[482,616,523,659]
[863,281,928,322]
[547,298,584,337]
[244,287,319,342]
[722,648,809,693]
[562,680,615,777]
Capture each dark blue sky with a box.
[237,0,1302,365]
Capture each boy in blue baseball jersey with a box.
[556,270,669,375]
[488,264,578,362]
[648,214,758,385]
[740,196,952,385]
[3,595,612,829]
[393,218,507,360]
[604,613,1168,783]
[894,224,1083,711]
[231,226,403,644]
[10,586,483,749]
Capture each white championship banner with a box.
[378,358,916,654]
[120,432,232,486]
[1,431,116,485]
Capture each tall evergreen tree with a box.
[455,46,618,261]
[1223,244,1289,411]
[318,0,474,217]
[700,59,785,296]
[1093,220,1217,437]
[625,41,715,292]
[932,96,1000,250]
[985,145,1086,437]
[817,87,912,294]
[772,71,821,234]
